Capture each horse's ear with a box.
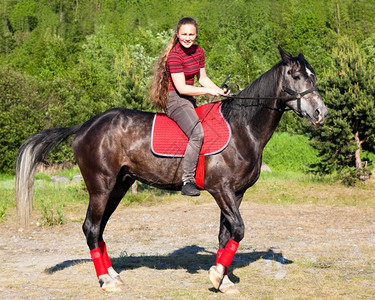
[298,51,316,74]
[297,52,306,61]
[278,45,292,63]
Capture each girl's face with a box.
[177,24,197,48]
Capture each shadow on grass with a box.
[45,258,91,274]
[45,245,292,277]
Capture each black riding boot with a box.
[181,182,200,196]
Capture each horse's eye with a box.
[292,75,300,80]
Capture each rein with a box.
[221,87,318,102]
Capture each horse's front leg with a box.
[210,212,239,294]
[209,190,244,294]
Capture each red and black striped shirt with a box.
[167,42,205,91]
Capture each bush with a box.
[263,132,319,172]
[0,67,46,173]
[0,65,112,174]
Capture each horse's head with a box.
[278,46,328,126]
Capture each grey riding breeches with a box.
[165,91,204,183]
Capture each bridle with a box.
[221,65,319,117]
[280,64,318,115]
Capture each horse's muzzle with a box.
[312,106,328,126]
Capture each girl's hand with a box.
[221,87,231,96]
[207,88,231,97]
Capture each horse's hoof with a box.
[108,267,124,285]
[98,274,122,292]
[208,265,223,289]
[113,275,124,285]
[219,275,240,294]
[220,284,241,294]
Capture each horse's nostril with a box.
[314,109,320,119]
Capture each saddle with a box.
[151,102,232,189]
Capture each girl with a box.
[151,17,228,196]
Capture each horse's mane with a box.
[221,62,283,124]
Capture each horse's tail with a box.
[15,125,82,228]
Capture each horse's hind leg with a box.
[83,191,121,292]
[98,178,135,287]
[83,176,134,292]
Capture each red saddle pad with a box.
[151,102,231,157]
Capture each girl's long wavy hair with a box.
[150,17,198,109]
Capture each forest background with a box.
[0,0,375,183]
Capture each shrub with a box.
[0,67,46,173]
[263,132,319,172]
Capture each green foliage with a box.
[263,132,319,172]
[0,203,6,222]
[34,172,50,181]
[0,0,375,175]
[39,198,65,226]
[0,67,46,173]
[112,43,155,111]
[9,1,37,31]
[121,191,154,206]
[340,168,358,187]
[0,66,91,172]
[0,173,14,221]
[309,36,375,183]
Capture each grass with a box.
[248,170,375,207]
[0,175,15,222]
[1,165,374,226]
[263,132,319,172]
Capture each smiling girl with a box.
[151,17,228,196]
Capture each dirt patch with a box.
[1,195,374,299]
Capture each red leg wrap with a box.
[217,239,239,267]
[90,247,108,277]
[216,248,228,275]
[98,240,112,269]
[216,248,225,263]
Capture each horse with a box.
[15,46,327,294]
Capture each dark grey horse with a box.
[16,46,327,294]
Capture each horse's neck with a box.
[249,106,283,149]
[239,74,284,149]
[223,64,284,151]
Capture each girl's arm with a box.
[198,68,223,91]
[171,68,227,97]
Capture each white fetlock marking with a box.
[219,275,240,294]
[221,275,234,287]
[107,267,124,285]
[216,264,225,275]
[98,274,112,286]
[107,267,119,278]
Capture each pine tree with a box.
[310,35,375,184]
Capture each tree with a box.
[309,36,375,184]
[0,67,45,173]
